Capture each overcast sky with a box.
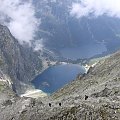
[0,0,39,44]
[70,0,120,19]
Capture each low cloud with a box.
[34,39,43,51]
[70,0,120,18]
[0,0,40,44]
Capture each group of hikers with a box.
[48,95,89,107]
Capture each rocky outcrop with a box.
[0,24,43,94]
[0,49,120,119]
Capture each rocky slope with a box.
[0,70,16,104]
[0,24,43,94]
[0,49,120,119]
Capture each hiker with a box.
[85,95,88,100]
[49,103,51,107]
[59,103,61,106]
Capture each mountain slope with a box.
[0,24,43,94]
[33,0,120,59]
[1,50,120,120]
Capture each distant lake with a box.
[60,43,107,60]
[32,64,85,94]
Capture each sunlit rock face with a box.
[33,0,120,59]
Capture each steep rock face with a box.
[0,25,43,94]
[1,50,120,119]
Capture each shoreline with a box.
[27,55,110,98]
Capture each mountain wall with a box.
[33,0,120,59]
[0,24,43,94]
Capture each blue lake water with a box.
[32,64,85,94]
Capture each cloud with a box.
[34,39,43,51]
[0,0,40,44]
[70,0,120,18]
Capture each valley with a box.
[0,0,120,119]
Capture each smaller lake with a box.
[32,64,85,94]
